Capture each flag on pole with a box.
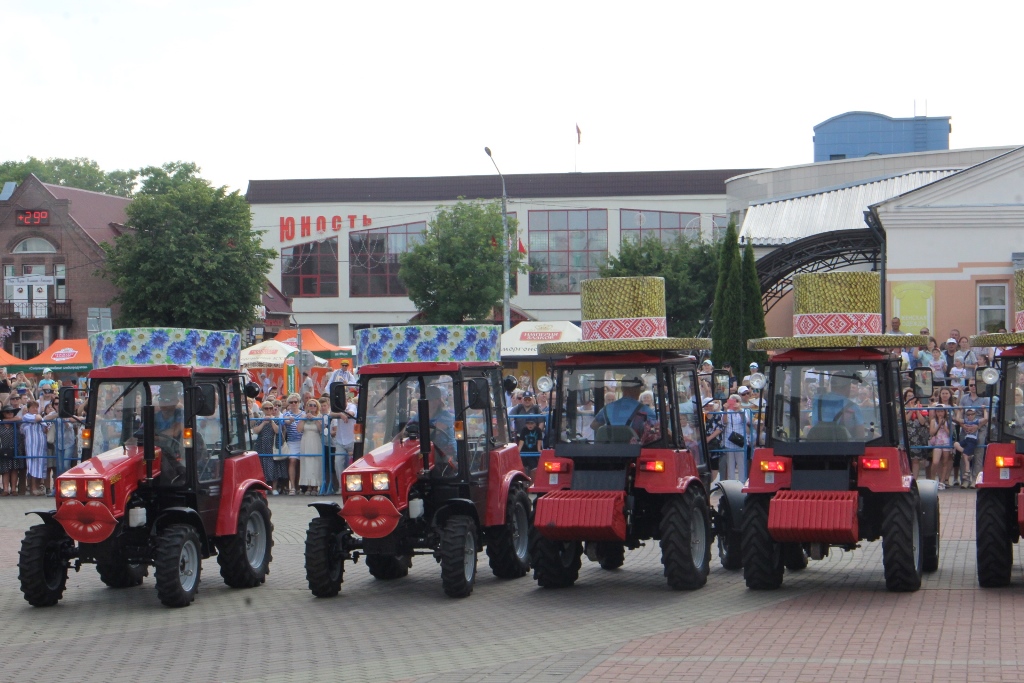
[576,123,582,144]
[518,238,527,255]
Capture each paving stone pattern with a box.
[0,489,1019,683]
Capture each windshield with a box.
[769,363,882,443]
[362,374,457,462]
[1000,359,1024,440]
[553,366,661,445]
[92,380,186,457]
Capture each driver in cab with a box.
[154,390,186,482]
[812,374,864,440]
[397,384,458,474]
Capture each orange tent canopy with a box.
[0,347,25,369]
[274,329,343,353]
[16,339,92,372]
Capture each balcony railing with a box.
[0,300,72,320]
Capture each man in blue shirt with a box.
[813,374,864,439]
[591,376,656,439]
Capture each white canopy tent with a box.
[500,321,582,358]
[241,339,327,368]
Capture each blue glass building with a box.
[813,111,950,162]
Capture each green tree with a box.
[102,178,275,330]
[712,223,743,371]
[0,156,135,197]
[600,236,719,336]
[400,200,526,325]
[741,240,768,369]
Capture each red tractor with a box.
[970,333,1024,586]
[304,325,532,598]
[527,350,745,590]
[18,328,273,608]
[742,337,940,592]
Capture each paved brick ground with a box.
[0,487,1019,683]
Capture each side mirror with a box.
[244,381,261,399]
[330,382,349,412]
[58,386,77,419]
[193,383,218,417]
[711,370,731,400]
[912,368,933,399]
[467,377,490,411]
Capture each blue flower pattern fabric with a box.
[90,328,242,371]
[356,326,500,366]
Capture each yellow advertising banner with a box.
[892,281,934,334]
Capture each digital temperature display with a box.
[15,210,50,226]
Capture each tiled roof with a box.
[43,183,129,245]
[245,169,759,204]
[262,280,293,316]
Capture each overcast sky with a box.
[4,0,1021,194]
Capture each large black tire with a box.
[218,492,274,588]
[531,529,583,588]
[716,494,743,571]
[881,492,923,592]
[487,486,532,579]
[439,515,478,598]
[783,543,809,572]
[96,558,148,588]
[976,488,1013,587]
[596,542,625,570]
[305,517,346,597]
[18,524,71,607]
[660,489,711,590]
[154,525,203,608]
[366,554,411,580]
[923,493,940,573]
[742,495,784,590]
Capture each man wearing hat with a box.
[510,390,542,432]
[590,376,657,441]
[942,338,959,379]
[742,361,760,387]
[154,389,185,473]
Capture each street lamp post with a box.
[484,146,511,332]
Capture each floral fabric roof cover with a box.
[90,328,242,370]
[356,326,501,366]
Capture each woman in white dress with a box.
[298,399,325,494]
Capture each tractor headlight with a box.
[58,479,78,498]
[371,472,390,491]
[86,479,105,499]
[344,474,363,492]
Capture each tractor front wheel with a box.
[742,495,783,590]
[660,489,711,590]
[96,557,148,588]
[487,485,531,579]
[716,494,743,571]
[783,543,808,572]
[304,517,346,597]
[155,524,203,608]
[596,542,626,570]
[531,529,583,588]
[881,492,923,592]
[977,488,1013,587]
[218,492,274,588]
[440,515,478,598]
[19,524,71,607]
[366,554,411,580]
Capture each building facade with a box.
[246,169,754,344]
[813,111,951,162]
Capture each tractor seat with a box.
[595,425,636,443]
[805,421,853,442]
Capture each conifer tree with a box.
[711,223,743,372]
[741,240,768,370]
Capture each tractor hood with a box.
[340,437,433,538]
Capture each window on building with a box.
[830,154,847,160]
[349,221,426,297]
[712,214,730,242]
[528,210,607,295]
[978,283,1008,333]
[281,238,339,298]
[12,238,56,254]
[54,264,66,301]
[620,210,700,246]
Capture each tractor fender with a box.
[308,501,344,520]
[152,507,211,555]
[433,498,480,531]
[24,509,63,532]
[917,478,939,545]
[712,479,747,533]
[214,478,272,537]
[485,470,531,528]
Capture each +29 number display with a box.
[15,210,50,226]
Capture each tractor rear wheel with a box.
[487,485,531,579]
[783,543,808,572]
[366,554,411,580]
[218,492,274,588]
[155,524,202,608]
[742,495,784,590]
[596,542,626,570]
[96,558,148,588]
[716,493,743,570]
[531,529,583,588]
[881,492,923,592]
[660,489,711,590]
[305,517,346,597]
[440,515,478,598]
[19,524,70,607]
[976,488,1013,587]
